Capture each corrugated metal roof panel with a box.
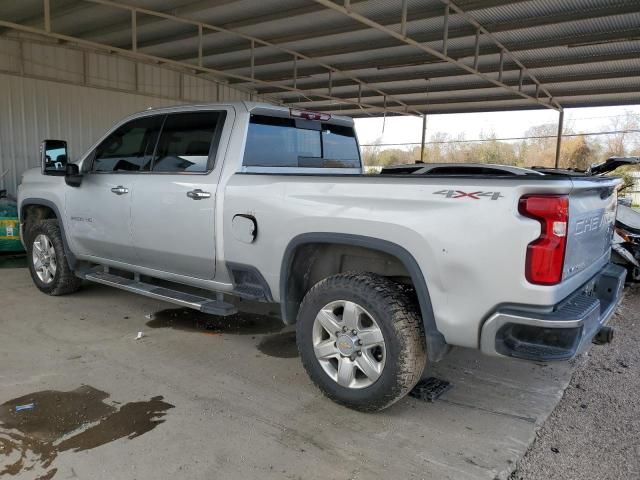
[1,0,639,116]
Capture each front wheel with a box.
[26,219,81,296]
[296,273,426,412]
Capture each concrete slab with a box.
[0,268,577,480]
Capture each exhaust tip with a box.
[593,326,614,345]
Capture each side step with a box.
[83,271,238,316]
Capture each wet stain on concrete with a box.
[0,385,173,478]
[257,331,299,358]
[146,307,284,335]
[0,255,27,269]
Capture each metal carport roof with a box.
[1,0,639,118]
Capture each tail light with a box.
[519,195,569,285]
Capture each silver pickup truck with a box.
[17,102,626,411]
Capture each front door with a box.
[66,115,163,264]
[130,110,228,280]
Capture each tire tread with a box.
[26,219,81,296]
[297,272,426,412]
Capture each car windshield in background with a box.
[243,115,360,169]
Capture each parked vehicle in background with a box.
[0,189,23,253]
[17,102,626,411]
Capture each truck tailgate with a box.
[564,178,619,280]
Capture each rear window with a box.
[243,115,360,169]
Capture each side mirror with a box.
[65,163,83,187]
[41,140,69,176]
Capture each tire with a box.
[296,272,426,412]
[25,219,81,296]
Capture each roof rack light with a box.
[289,108,331,121]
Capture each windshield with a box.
[243,115,360,169]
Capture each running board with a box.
[83,271,237,316]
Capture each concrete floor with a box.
[0,267,581,480]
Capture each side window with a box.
[152,111,226,173]
[92,116,163,172]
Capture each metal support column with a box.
[420,114,427,162]
[555,110,564,168]
[43,0,51,32]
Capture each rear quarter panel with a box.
[222,173,589,349]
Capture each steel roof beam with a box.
[219,27,639,76]
[293,0,561,110]
[0,19,414,116]
[332,94,638,118]
[81,0,526,58]
[163,0,531,62]
[280,71,640,105]
[74,0,369,45]
[442,0,558,108]
[174,1,640,70]
[319,91,640,116]
[47,0,419,116]
[255,49,640,95]
[292,84,640,111]
[2,0,243,37]
[250,29,639,90]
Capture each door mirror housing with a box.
[41,140,69,176]
[65,163,83,187]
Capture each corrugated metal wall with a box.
[0,34,271,197]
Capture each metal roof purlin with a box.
[443,0,562,111]
[0,19,410,116]
[311,0,561,112]
[81,0,421,116]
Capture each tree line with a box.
[362,111,640,171]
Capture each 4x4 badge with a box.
[434,189,503,200]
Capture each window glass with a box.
[93,116,163,172]
[322,124,361,166]
[243,115,360,168]
[152,111,225,173]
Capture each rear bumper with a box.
[480,263,626,361]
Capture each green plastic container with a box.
[0,199,24,252]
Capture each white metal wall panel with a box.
[182,74,219,102]
[22,41,84,84]
[87,52,136,91]
[0,37,21,74]
[137,63,181,99]
[0,35,274,196]
[220,83,252,101]
[0,73,179,196]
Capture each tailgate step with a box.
[84,271,237,316]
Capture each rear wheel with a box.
[26,219,81,295]
[296,273,426,412]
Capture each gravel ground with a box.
[512,284,640,480]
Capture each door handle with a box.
[110,186,129,195]
[186,189,211,200]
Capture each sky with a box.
[354,105,640,149]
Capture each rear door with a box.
[129,109,230,280]
[66,115,162,263]
[564,177,619,280]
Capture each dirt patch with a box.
[146,307,284,335]
[511,284,640,480]
[0,386,173,479]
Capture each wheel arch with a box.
[280,233,449,361]
[20,198,77,268]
